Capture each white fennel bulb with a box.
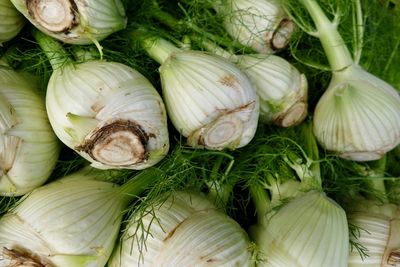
[0,0,25,44]
[348,200,400,267]
[0,167,158,267]
[109,191,254,267]
[235,54,308,127]
[35,31,169,170]
[10,0,126,44]
[213,0,294,53]
[46,61,169,170]
[0,64,59,196]
[313,64,400,161]
[143,37,259,150]
[283,0,400,161]
[252,191,349,267]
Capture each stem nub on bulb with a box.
[271,18,295,50]
[27,0,78,33]
[77,120,149,167]
[187,105,253,150]
[276,101,308,127]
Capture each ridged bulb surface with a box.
[236,54,308,127]
[213,0,294,53]
[0,67,59,196]
[348,201,400,267]
[109,192,254,267]
[0,172,126,267]
[253,191,349,267]
[10,0,126,44]
[313,64,400,161]
[160,51,259,150]
[46,60,169,170]
[0,0,25,44]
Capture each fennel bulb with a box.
[0,0,24,44]
[213,0,294,53]
[248,122,349,267]
[235,54,308,127]
[0,64,59,196]
[10,0,126,44]
[251,190,349,267]
[0,167,158,267]
[314,64,400,161]
[109,191,254,267]
[35,31,169,170]
[142,36,259,150]
[348,200,400,267]
[284,0,400,161]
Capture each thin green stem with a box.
[298,0,354,71]
[300,121,322,187]
[149,2,254,53]
[119,168,163,205]
[249,184,271,226]
[32,29,73,70]
[383,38,400,73]
[352,0,364,64]
[206,155,236,209]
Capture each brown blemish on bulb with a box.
[163,219,186,242]
[218,74,239,88]
[26,0,79,33]
[3,247,53,267]
[76,120,150,167]
[387,249,400,266]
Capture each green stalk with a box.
[139,34,181,64]
[32,29,73,70]
[149,1,254,53]
[366,157,388,203]
[249,183,271,226]
[299,0,354,71]
[190,35,238,62]
[352,0,364,64]
[300,121,322,187]
[119,168,163,206]
[206,154,236,209]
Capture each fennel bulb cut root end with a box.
[45,61,169,170]
[213,0,294,53]
[0,67,59,196]
[109,191,254,267]
[348,201,400,267]
[313,64,400,161]
[236,54,308,127]
[143,37,259,150]
[0,0,25,44]
[10,0,127,44]
[252,191,349,267]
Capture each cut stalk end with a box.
[187,102,256,150]
[77,120,149,167]
[271,18,295,50]
[278,102,308,127]
[27,0,78,33]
